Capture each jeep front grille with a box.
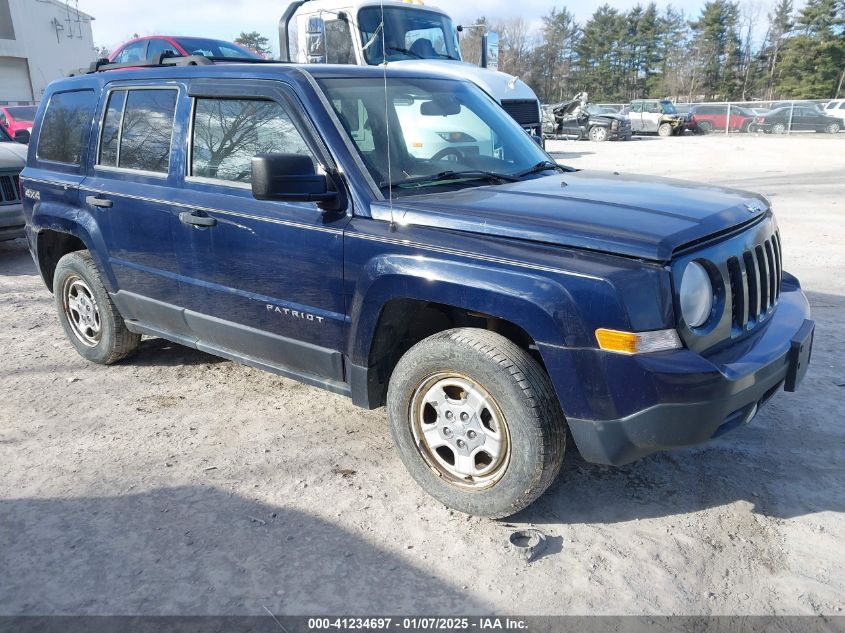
[726,230,782,330]
[501,99,541,127]
[0,174,21,205]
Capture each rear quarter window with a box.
[37,90,96,165]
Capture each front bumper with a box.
[0,203,25,241]
[543,276,812,465]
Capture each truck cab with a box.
[279,0,543,138]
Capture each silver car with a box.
[0,124,26,241]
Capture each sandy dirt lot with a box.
[1,133,843,616]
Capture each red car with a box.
[690,104,756,133]
[108,36,261,64]
[0,105,38,138]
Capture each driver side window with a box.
[325,18,354,64]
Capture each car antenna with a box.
[379,0,396,230]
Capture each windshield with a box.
[173,37,259,59]
[6,106,37,121]
[318,76,552,196]
[358,7,460,64]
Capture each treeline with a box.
[459,0,845,103]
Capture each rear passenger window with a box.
[37,90,96,165]
[98,89,177,174]
[190,98,313,184]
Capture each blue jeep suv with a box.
[21,57,813,517]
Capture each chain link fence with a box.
[579,99,845,136]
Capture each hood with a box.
[388,59,538,104]
[590,112,627,123]
[552,99,581,117]
[0,142,27,170]
[380,170,770,262]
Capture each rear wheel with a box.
[658,123,673,137]
[588,126,609,142]
[697,120,713,134]
[53,250,140,364]
[387,328,566,518]
[825,122,841,134]
[771,123,787,134]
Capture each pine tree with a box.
[775,0,845,98]
[755,0,794,99]
[530,8,579,102]
[689,1,743,99]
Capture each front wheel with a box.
[54,250,140,364]
[771,123,787,134]
[697,121,713,134]
[588,126,609,142]
[387,329,566,518]
[658,123,673,137]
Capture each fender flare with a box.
[31,203,116,292]
[345,253,608,367]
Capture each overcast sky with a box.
[77,0,715,52]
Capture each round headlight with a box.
[680,261,713,328]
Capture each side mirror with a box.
[481,32,499,70]
[251,153,339,206]
[14,129,30,144]
[531,134,543,147]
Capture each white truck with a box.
[278,0,543,154]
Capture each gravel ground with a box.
[1,133,843,616]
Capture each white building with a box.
[0,0,96,105]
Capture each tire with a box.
[658,123,673,137]
[588,126,608,142]
[771,123,787,135]
[53,250,140,364]
[698,121,712,134]
[825,122,841,134]
[387,328,566,518]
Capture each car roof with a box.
[51,61,469,91]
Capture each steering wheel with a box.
[431,147,465,162]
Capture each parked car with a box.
[755,106,843,134]
[108,36,260,64]
[690,104,756,133]
[0,105,38,142]
[543,93,632,142]
[771,101,825,113]
[621,99,692,136]
[0,123,26,241]
[21,57,814,518]
[824,99,845,116]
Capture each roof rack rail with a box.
[72,53,281,76]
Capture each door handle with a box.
[86,195,113,208]
[179,211,217,227]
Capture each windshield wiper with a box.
[386,46,423,59]
[380,170,519,190]
[515,161,567,178]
